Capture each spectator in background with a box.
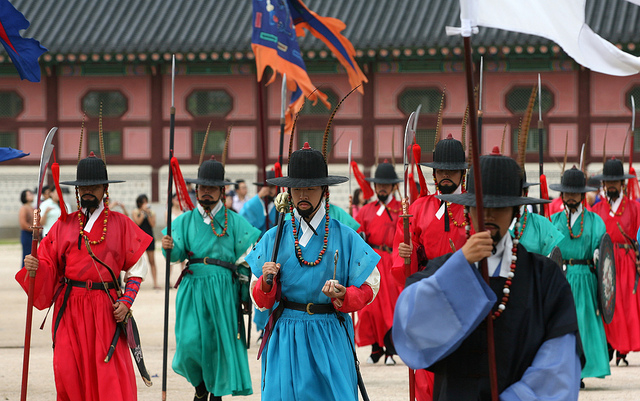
[232,179,248,212]
[132,194,160,289]
[350,188,366,218]
[586,177,602,207]
[19,189,34,267]
[40,185,67,237]
[225,177,235,211]
[108,199,128,217]
[41,185,52,202]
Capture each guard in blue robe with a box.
[246,143,380,401]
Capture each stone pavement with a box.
[1,242,639,400]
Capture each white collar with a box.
[293,198,326,247]
[81,201,105,233]
[197,201,223,225]
[608,196,622,216]
[476,232,514,279]
[376,194,394,216]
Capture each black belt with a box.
[281,299,335,315]
[65,278,116,290]
[175,257,238,288]
[371,244,393,254]
[188,257,237,271]
[563,259,594,266]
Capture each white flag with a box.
[460,0,640,76]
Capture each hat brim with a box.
[420,162,469,170]
[591,174,635,181]
[267,175,348,188]
[185,178,234,186]
[365,177,403,184]
[437,193,551,208]
[523,182,539,188]
[60,179,125,186]
[548,184,597,193]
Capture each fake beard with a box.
[564,200,580,211]
[296,201,315,219]
[263,195,275,204]
[80,195,100,209]
[438,180,457,195]
[607,188,620,200]
[198,198,218,209]
[377,193,389,203]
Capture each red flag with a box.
[629,166,640,201]
[350,161,373,200]
[170,157,195,212]
[412,144,429,197]
[51,153,68,220]
[539,174,550,219]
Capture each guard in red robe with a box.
[392,134,468,401]
[354,161,403,365]
[17,153,152,401]
[592,158,640,366]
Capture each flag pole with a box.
[462,35,499,401]
[161,54,176,401]
[478,56,484,153]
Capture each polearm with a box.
[161,54,176,401]
[459,18,499,401]
[278,74,287,168]
[265,75,288,286]
[478,56,484,152]
[538,74,543,181]
[401,111,416,401]
[20,127,57,401]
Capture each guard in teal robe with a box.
[550,167,610,380]
[162,158,261,400]
[511,206,564,255]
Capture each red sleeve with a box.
[333,284,373,313]
[252,275,278,309]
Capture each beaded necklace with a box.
[566,206,585,239]
[492,210,521,320]
[204,202,228,237]
[291,191,330,267]
[76,187,109,245]
[608,196,626,217]
[447,202,468,228]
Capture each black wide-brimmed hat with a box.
[522,170,539,189]
[549,166,597,193]
[267,142,348,188]
[60,152,125,186]
[438,147,550,207]
[253,170,276,186]
[420,133,468,170]
[592,158,634,181]
[366,162,402,184]
[185,157,234,187]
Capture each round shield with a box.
[598,233,616,324]
[548,246,563,273]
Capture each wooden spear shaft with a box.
[161,55,176,401]
[462,36,499,401]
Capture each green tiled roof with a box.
[5,0,640,63]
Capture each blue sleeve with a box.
[500,333,580,401]
[392,250,496,369]
[239,195,264,231]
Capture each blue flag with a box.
[0,147,28,162]
[0,0,47,82]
